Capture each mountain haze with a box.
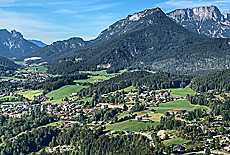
[28,40,47,47]
[0,29,40,59]
[167,5,230,38]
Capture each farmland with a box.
[166,86,196,97]
[106,120,159,132]
[46,85,89,103]
[17,90,43,100]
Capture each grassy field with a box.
[17,90,43,100]
[38,121,63,128]
[166,86,196,97]
[74,76,111,84]
[159,100,194,108]
[116,113,131,120]
[106,120,159,132]
[78,97,93,102]
[163,138,191,146]
[2,101,23,104]
[46,85,89,102]
[148,100,196,113]
[191,105,211,111]
[14,61,26,65]
[118,86,136,93]
[134,111,165,122]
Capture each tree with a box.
[205,148,211,155]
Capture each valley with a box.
[1,4,230,155]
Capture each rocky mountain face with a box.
[0,29,40,59]
[167,5,230,38]
[48,8,211,75]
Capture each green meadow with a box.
[149,100,195,114]
[17,90,43,100]
[106,120,159,132]
[163,138,191,146]
[166,86,196,97]
[74,76,111,84]
[46,85,89,102]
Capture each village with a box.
[1,64,230,154]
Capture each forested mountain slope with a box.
[190,68,230,92]
[48,8,209,75]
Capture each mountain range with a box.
[28,40,47,47]
[167,5,230,38]
[0,29,40,59]
[47,7,210,75]
[1,5,230,76]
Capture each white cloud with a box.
[54,9,78,14]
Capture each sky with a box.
[0,0,230,44]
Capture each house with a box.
[224,145,230,151]
[124,130,132,135]
[92,121,97,125]
[193,118,200,122]
[135,116,142,121]
[173,144,184,151]
[142,117,149,122]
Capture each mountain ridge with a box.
[47,7,210,75]
[167,5,230,38]
[0,29,40,59]
[28,40,47,47]
[24,8,167,62]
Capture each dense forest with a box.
[0,109,56,144]
[190,68,230,92]
[0,56,19,73]
[1,124,154,155]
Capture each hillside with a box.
[0,56,19,71]
[48,8,209,75]
[0,29,40,59]
[151,38,230,75]
[167,5,230,38]
[190,68,230,92]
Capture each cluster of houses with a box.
[0,101,34,118]
[48,145,73,153]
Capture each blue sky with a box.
[0,0,229,44]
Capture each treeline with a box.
[187,93,230,122]
[0,108,56,144]
[0,56,19,72]
[77,71,193,100]
[1,125,154,155]
[190,68,230,92]
[23,73,88,94]
[0,73,88,94]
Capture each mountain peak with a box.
[11,29,23,38]
[167,6,230,38]
[125,7,164,21]
[0,29,40,58]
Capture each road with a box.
[183,151,230,155]
[134,132,154,147]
